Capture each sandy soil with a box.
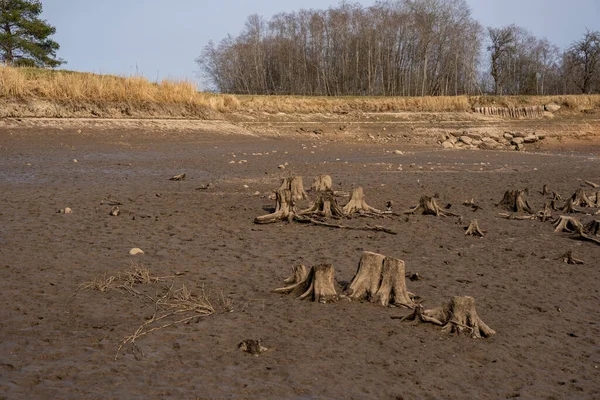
[1,122,600,399]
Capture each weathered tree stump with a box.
[561,199,584,214]
[590,192,600,207]
[542,184,549,195]
[299,190,345,218]
[576,225,600,246]
[584,220,600,236]
[274,264,339,303]
[557,250,584,265]
[255,188,296,224]
[342,187,383,215]
[283,264,309,285]
[401,296,495,338]
[109,206,120,216]
[537,202,553,222]
[464,219,484,237]
[553,215,583,233]
[279,176,308,202]
[570,188,594,207]
[405,195,459,217]
[345,251,415,308]
[552,192,563,201]
[497,189,533,214]
[312,174,333,192]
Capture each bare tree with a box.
[564,30,600,94]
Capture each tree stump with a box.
[279,176,308,202]
[312,174,333,192]
[561,198,584,214]
[552,215,583,233]
[542,184,549,195]
[299,190,345,218]
[497,189,533,214]
[401,296,495,338]
[537,202,553,222]
[342,187,383,215]
[584,220,600,236]
[464,219,484,237]
[274,264,339,303]
[575,225,600,246]
[255,188,296,224]
[345,251,415,308]
[570,188,594,207]
[557,250,584,265]
[405,195,458,217]
[552,192,563,201]
[283,264,308,285]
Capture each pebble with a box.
[129,248,144,255]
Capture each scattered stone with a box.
[460,136,473,145]
[524,135,538,143]
[394,150,403,155]
[129,248,144,255]
[511,137,524,145]
[278,164,285,170]
[545,103,561,112]
[73,159,78,163]
[503,133,514,140]
[442,141,454,149]
[58,207,72,214]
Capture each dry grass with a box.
[2,66,599,116]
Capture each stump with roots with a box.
[405,195,459,217]
[345,251,415,308]
[255,188,296,224]
[401,296,495,338]
[497,189,533,214]
[279,176,308,202]
[537,202,553,222]
[576,224,600,246]
[557,250,584,265]
[542,184,549,195]
[299,190,345,218]
[342,187,383,215]
[312,174,333,192]
[584,220,600,236]
[591,192,600,207]
[570,188,594,207]
[273,264,339,303]
[553,215,583,233]
[464,220,484,237]
[283,264,308,285]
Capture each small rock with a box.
[545,103,561,112]
[58,207,73,214]
[129,248,144,255]
[109,206,120,216]
[471,139,483,146]
[394,150,403,155]
[524,135,538,143]
[459,136,473,145]
[278,164,285,170]
[243,184,249,189]
[442,141,454,149]
[467,133,482,140]
[73,159,78,163]
[538,134,546,140]
[253,191,260,196]
[513,132,527,138]
[503,133,514,140]
[516,143,525,151]
[511,137,524,145]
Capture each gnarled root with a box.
[342,187,383,215]
[274,264,339,303]
[312,174,333,192]
[299,190,345,218]
[553,215,583,233]
[575,225,600,246]
[464,219,484,237]
[537,202,553,222]
[345,251,415,308]
[584,220,600,236]
[405,195,460,217]
[561,198,584,214]
[401,296,495,338]
[255,188,296,224]
[497,189,533,214]
[556,250,584,265]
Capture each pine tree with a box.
[0,0,64,67]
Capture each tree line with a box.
[197,0,600,96]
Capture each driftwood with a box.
[169,173,186,181]
[274,264,339,303]
[556,250,584,265]
[345,251,415,308]
[552,216,583,233]
[497,213,536,220]
[464,220,484,237]
[399,296,495,338]
[312,174,333,192]
[497,189,533,214]
[584,180,599,189]
[342,187,383,215]
[405,195,460,217]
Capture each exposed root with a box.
[169,173,186,181]
[342,187,383,215]
[570,188,594,207]
[552,215,583,233]
[575,225,600,246]
[537,202,553,222]
[497,189,533,214]
[463,199,482,211]
[274,264,339,303]
[542,184,549,195]
[556,250,584,265]
[552,192,563,201]
[279,176,308,202]
[255,188,296,224]
[400,296,495,338]
[405,195,460,217]
[294,215,397,234]
[584,220,600,236]
[584,180,599,189]
[299,190,345,218]
[561,199,584,214]
[283,264,309,285]
[464,219,484,237]
[497,213,536,220]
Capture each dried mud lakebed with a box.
[0,125,599,399]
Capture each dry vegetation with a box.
[1,66,600,118]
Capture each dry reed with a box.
[2,66,599,115]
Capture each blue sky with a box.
[42,0,599,88]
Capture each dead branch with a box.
[584,180,599,189]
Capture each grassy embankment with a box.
[1,66,599,118]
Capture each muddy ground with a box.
[0,118,599,399]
